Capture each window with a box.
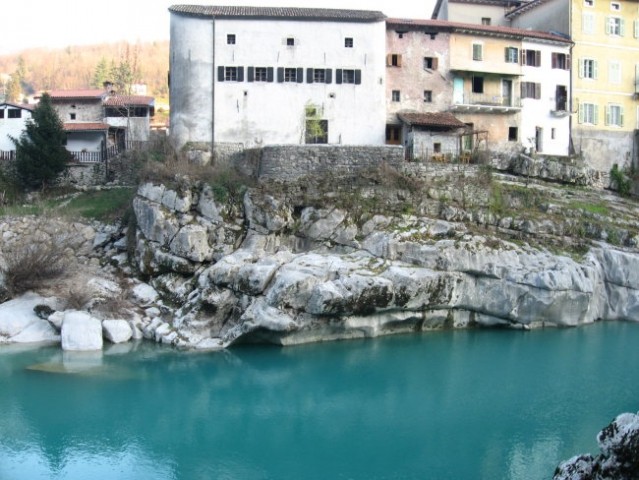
[286,37,295,46]
[609,61,621,83]
[255,67,268,82]
[433,142,442,153]
[284,68,297,82]
[551,128,556,139]
[472,76,484,93]
[387,54,402,67]
[551,52,570,70]
[521,49,541,67]
[341,69,355,84]
[225,67,238,81]
[335,69,360,85]
[305,120,328,144]
[424,90,432,102]
[584,0,594,5]
[0,110,4,119]
[505,47,519,63]
[227,34,236,45]
[7,109,21,119]
[508,127,518,141]
[582,13,595,34]
[313,69,326,83]
[472,43,483,61]
[606,104,624,126]
[423,57,438,70]
[392,90,400,102]
[579,102,598,124]
[611,2,620,10]
[397,32,405,39]
[521,82,541,99]
[481,17,491,25]
[556,85,568,110]
[70,113,76,120]
[345,37,353,48]
[579,58,598,79]
[606,16,624,36]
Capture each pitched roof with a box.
[0,102,35,111]
[104,95,155,107]
[505,0,554,19]
[47,89,106,100]
[398,112,468,129]
[387,17,572,43]
[431,0,527,19]
[169,5,386,22]
[63,122,109,132]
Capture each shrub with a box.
[0,233,71,298]
[610,164,632,197]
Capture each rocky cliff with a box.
[128,169,639,349]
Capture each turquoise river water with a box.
[0,321,638,480]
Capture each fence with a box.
[0,151,15,162]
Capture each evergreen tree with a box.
[11,93,69,190]
[92,57,110,89]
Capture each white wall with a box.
[170,14,386,149]
[0,105,31,150]
[519,41,571,156]
[508,0,569,35]
[66,132,104,152]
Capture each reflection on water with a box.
[1,322,638,479]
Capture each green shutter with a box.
[594,105,599,125]
[578,59,584,78]
[620,18,625,36]
[620,106,625,126]
[605,105,610,126]
[593,60,598,80]
[578,103,584,124]
[606,16,611,35]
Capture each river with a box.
[1,321,638,479]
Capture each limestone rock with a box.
[132,283,160,305]
[169,224,212,262]
[61,311,103,351]
[0,293,54,338]
[102,319,133,343]
[10,320,60,344]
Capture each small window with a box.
[580,58,598,79]
[0,110,4,119]
[423,57,438,70]
[386,124,401,144]
[434,142,442,153]
[284,68,297,82]
[70,113,76,120]
[522,49,541,67]
[397,32,404,39]
[472,43,483,61]
[255,67,268,82]
[481,17,491,25]
[424,90,432,102]
[472,76,484,94]
[611,2,620,10]
[345,37,353,48]
[342,69,355,84]
[551,128,556,139]
[225,67,238,81]
[505,47,519,63]
[286,37,295,46]
[521,81,541,99]
[387,54,402,67]
[579,102,598,124]
[551,52,570,70]
[606,104,624,126]
[227,34,236,45]
[606,16,624,36]
[392,90,400,102]
[7,109,21,119]
[313,69,326,83]
[584,0,594,5]
[508,127,518,141]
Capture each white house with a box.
[0,102,34,152]
[168,5,387,152]
[519,38,571,156]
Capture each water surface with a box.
[1,322,638,479]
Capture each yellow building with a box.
[508,0,639,171]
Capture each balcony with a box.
[450,93,521,113]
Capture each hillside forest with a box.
[0,41,169,102]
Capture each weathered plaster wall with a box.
[66,132,104,152]
[507,0,568,33]
[54,100,103,123]
[0,106,31,151]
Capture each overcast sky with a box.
[1,0,436,55]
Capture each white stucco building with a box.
[0,103,34,151]
[169,5,387,151]
[519,39,571,156]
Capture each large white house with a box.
[0,103,34,152]
[168,5,387,152]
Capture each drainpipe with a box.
[211,16,216,164]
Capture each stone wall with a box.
[253,145,404,181]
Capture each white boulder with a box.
[61,311,103,351]
[102,319,133,344]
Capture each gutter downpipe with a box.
[211,16,216,164]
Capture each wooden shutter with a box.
[237,67,244,82]
[336,69,343,84]
[267,67,274,82]
[247,67,254,82]
[521,49,526,65]
[432,57,438,70]
[386,54,392,66]
[307,68,313,83]
[297,67,303,83]
[354,70,362,85]
[325,68,332,84]
[535,50,541,67]
[277,67,284,83]
[217,66,225,82]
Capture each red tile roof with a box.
[0,102,34,111]
[398,112,467,129]
[47,89,106,100]
[387,17,572,43]
[104,95,155,107]
[169,5,386,22]
[63,122,109,132]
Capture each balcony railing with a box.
[451,93,521,113]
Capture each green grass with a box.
[568,201,609,216]
[0,187,135,223]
